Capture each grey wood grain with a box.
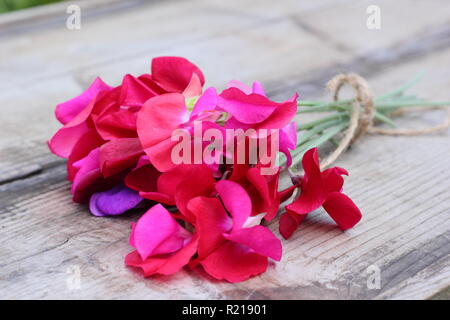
[0,0,449,299]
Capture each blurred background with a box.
[0,0,62,13]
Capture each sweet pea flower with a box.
[188,180,282,283]
[279,148,362,239]
[125,204,198,277]
[49,57,204,203]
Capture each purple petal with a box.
[89,184,143,216]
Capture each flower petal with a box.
[182,73,203,98]
[49,91,102,158]
[71,147,102,203]
[215,180,252,231]
[125,157,160,192]
[218,87,279,124]
[99,138,143,178]
[279,210,307,240]
[246,167,272,215]
[252,81,266,96]
[323,192,362,230]
[322,167,348,193]
[224,225,282,261]
[131,204,189,260]
[118,74,156,107]
[151,56,205,93]
[200,241,268,283]
[279,122,297,167]
[226,80,252,94]
[174,165,216,222]
[89,184,143,216]
[286,148,326,215]
[67,130,104,181]
[191,87,218,118]
[55,77,111,125]
[139,164,205,205]
[137,93,189,172]
[48,122,90,158]
[125,234,198,277]
[187,196,232,259]
[95,108,139,140]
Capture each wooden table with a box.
[0,0,449,299]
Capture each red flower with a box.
[229,164,296,220]
[188,180,282,283]
[280,148,362,239]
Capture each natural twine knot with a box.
[319,73,450,170]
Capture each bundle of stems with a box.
[285,73,450,170]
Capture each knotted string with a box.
[319,73,450,170]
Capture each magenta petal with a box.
[226,80,265,96]
[71,147,102,202]
[89,184,143,217]
[131,204,189,261]
[48,122,90,158]
[252,81,266,96]
[191,87,218,118]
[224,225,282,261]
[218,88,278,124]
[126,235,198,277]
[55,77,111,125]
[119,74,156,107]
[215,180,252,231]
[151,56,205,93]
[49,93,99,158]
[279,122,297,167]
[226,80,252,94]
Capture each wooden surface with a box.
[0,0,449,299]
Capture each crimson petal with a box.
[323,192,362,230]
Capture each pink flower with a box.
[125,204,198,277]
[280,148,362,239]
[48,57,204,204]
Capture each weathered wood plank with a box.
[289,0,450,55]
[0,0,449,299]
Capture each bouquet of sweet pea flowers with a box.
[48,57,449,282]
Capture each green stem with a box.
[297,118,346,145]
[297,113,347,130]
[291,123,348,168]
[288,73,449,171]
[375,71,425,101]
[376,101,450,110]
